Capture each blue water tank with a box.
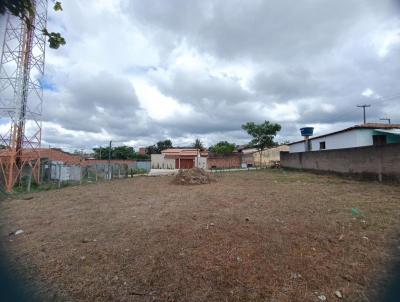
[300,127,314,137]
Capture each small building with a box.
[238,145,289,167]
[252,145,289,166]
[151,148,208,169]
[288,123,400,153]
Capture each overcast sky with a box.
[3,0,400,151]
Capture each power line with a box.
[357,104,371,124]
[369,93,400,105]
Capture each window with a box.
[319,141,326,150]
[373,135,387,146]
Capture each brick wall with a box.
[281,143,400,182]
[207,154,241,169]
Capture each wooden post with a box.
[118,164,121,179]
[95,165,98,182]
[79,166,83,185]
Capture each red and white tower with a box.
[0,0,48,192]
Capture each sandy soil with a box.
[1,169,400,301]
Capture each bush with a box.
[130,168,147,177]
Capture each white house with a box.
[289,123,400,153]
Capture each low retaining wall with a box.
[281,143,400,182]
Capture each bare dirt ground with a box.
[1,169,400,302]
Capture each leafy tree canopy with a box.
[209,141,236,155]
[0,0,66,49]
[192,138,204,151]
[242,121,281,151]
[93,146,149,160]
[145,140,173,154]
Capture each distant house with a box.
[151,148,208,169]
[288,123,400,153]
[240,145,289,167]
[138,147,146,155]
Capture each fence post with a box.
[118,164,121,179]
[80,166,83,185]
[27,164,32,193]
[58,165,62,188]
[95,165,98,182]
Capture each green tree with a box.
[209,141,236,155]
[156,139,172,153]
[146,140,173,154]
[93,145,150,160]
[145,145,157,155]
[0,0,66,49]
[112,146,135,160]
[192,138,204,151]
[242,121,281,167]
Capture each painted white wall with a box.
[289,129,375,153]
[195,157,207,169]
[151,154,175,169]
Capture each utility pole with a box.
[380,117,391,124]
[108,141,112,180]
[357,104,371,124]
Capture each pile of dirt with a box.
[173,168,215,185]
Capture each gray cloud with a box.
[16,0,400,150]
[127,0,397,61]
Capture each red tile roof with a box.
[162,148,208,157]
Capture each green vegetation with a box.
[242,121,281,150]
[192,138,205,151]
[0,0,66,49]
[93,145,149,160]
[129,168,147,177]
[145,139,173,154]
[209,141,236,155]
[242,120,281,166]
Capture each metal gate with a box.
[175,158,194,169]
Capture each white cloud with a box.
[362,88,374,97]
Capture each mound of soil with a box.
[173,168,214,185]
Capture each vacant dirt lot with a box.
[1,170,400,301]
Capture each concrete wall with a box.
[289,129,375,153]
[241,153,255,167]
[195,157,207,169]
[253,145,289,166]
[281,143,400,181]
[151,154,175,169]
[136,161,151,171]
[207,154,241,169]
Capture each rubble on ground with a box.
[173,168,215,185]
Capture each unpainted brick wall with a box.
[207,155,241,169]
[281,143,400,182]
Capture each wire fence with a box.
[14,160,151,193]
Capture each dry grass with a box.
[1,169,400,301]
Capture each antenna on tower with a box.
[380,117,391,124]
[0,0,48,192]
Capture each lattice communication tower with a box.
[0,0,48,192]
